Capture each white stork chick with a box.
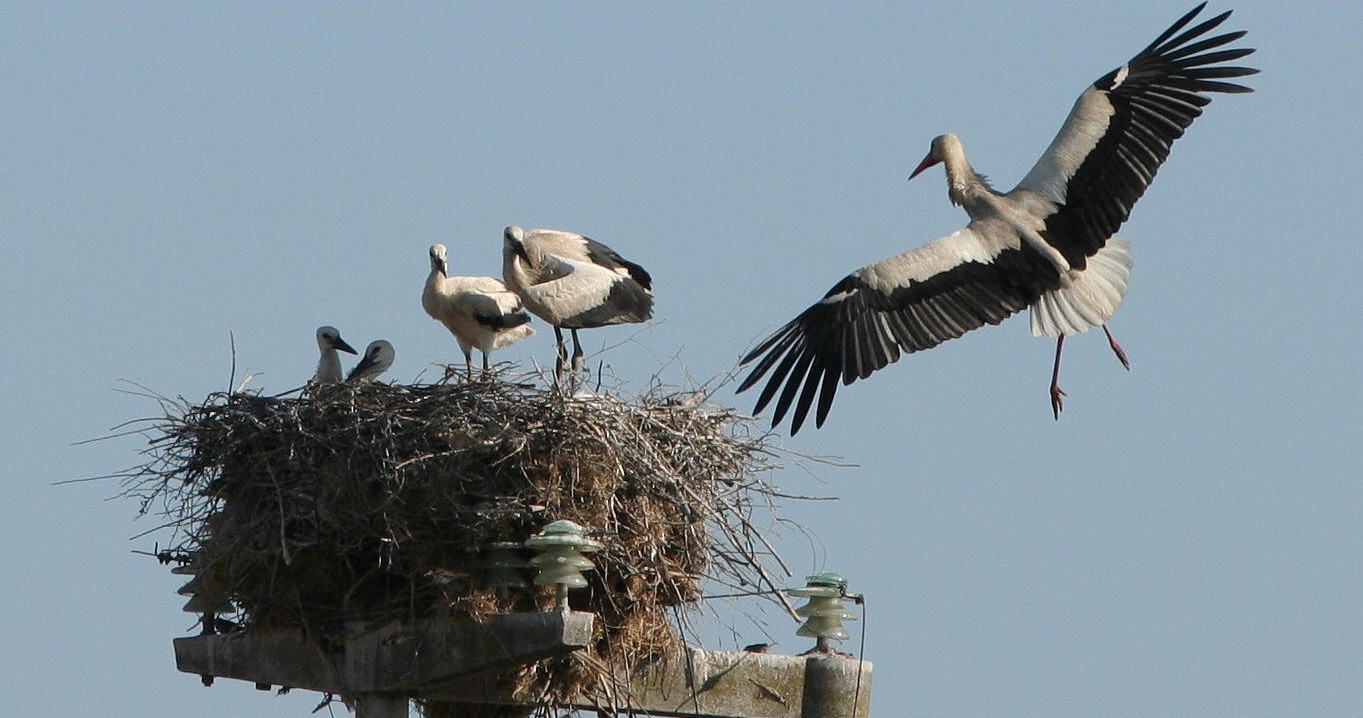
[422,243,534,377]
[346,340,395,383]
[739,3,1256,434]
[313,325,357,384]
[502,225,653,376]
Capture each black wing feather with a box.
[738,249,1055,434]
[1041,4,1257,267]
[583,236,653,290]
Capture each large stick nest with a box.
[122,370,792,710]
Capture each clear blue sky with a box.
[5,2,1360,716]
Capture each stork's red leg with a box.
[1050,335,1067,420]
[1103,325,1130,370]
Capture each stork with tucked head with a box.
[313,325,357,384]
[346,340,395,383]
[738,3,1257,434]
[422,243,534,377]
[502,225,653,377]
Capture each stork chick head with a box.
[348,339,395,381]
[316,325,357,354]
[428,244,449,276]
[503,225,530,262]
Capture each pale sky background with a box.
[5,2,1361,716]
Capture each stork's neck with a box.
[943,150,993,212]
[316,349,342,383]
[502,250,533,291]
[424,265,445,294]
[422,265,449,320]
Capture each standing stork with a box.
[422,243,534,377]
[738,3,1256,434]
[313,326,357,384]
[346,340,395,383]
[502,225,653,377]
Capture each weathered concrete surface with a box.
[175,614,872,718]
[174,611,594,693]
[417,647,872,718]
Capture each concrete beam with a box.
[174,614,872,718]
[174,611,594,693]
[408,647,872,718]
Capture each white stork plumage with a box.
[346,340,395,383]
[502,225,654,376]
[422,243,535,377]
[738,3,1257,434]
[313,325,357,384]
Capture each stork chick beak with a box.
[334,337,358,355]
[908,154,939,180]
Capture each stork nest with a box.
[121,369,793,713]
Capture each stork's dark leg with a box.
[1103,325,1130,370]
[1050,335,1067,420]
[570,329,585,373]
[553,326,568,380]
[472,350,492,381]
[463,349,474,381]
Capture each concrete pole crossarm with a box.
[174,615,872,717]
[173,611,595,694]
[419,647,874,718]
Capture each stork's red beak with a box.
[908,154,939,180]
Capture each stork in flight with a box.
[313,325,357,384]
[346,340,395,383]
[422,243,534,378]
[738,3,1257,434]
[502,225,653,378]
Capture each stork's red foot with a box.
[1049,335,1067,420]
[1103,325,1131,370]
